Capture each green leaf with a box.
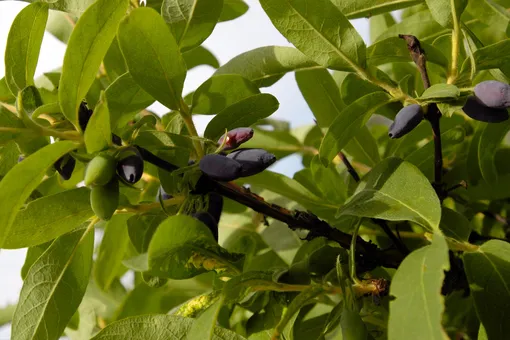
[220,0,249,22]
[183,46,220,70]
[5,2,49,95]
[463,240,510,340]
[90,314,246,339]
[95,214,132,291]
[340,309,370,340]
[425,0,467,28]
[369,13,396,43]
[419,84,460,101]
[260,0,366,71]
[0,107,24,146]
[59,0,129,129]
[470,120,510,184]
[46,10,75,44]
[319,92,393,165]
[0,304,16,327]
[367,37,448,68]
[465,0,510,36]
[337,158,442,232]
[127,213,166,254]
[25,0,96,16]
[375,10,443,42]
[439,207,471,242]
[204,93,279,140]
[4,188,92,249]
[333,0,422,19]
[215,46,319,87]
[104,37,128,81]
[187,298,224,340]
[118,7,187,111]
[388,232,450,340]
[241,127,302,160]
[0,141,78,248]
[192,74,260,115]
[344,126,381,168]
[471,39,510,77]
[84,91,111,154]
[162,0,224,52]
[11,227,94,340]
[105,72,155,128]
[236,170,327,209]
[148,215,243,279]
[310,156,347,204]
[295,68,344,128]
[0,77,16,102]
[21,242,51,279]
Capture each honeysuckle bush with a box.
[1,0,510,339]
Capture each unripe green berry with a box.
[84,153,116,187]
[90,178,119,221]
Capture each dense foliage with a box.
[1,0,510,339]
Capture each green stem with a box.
[448,3,461,84]
[349,219,363,285]
[179,98,204,158]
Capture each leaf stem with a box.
[448,3,461,84]
[179,98,204,158]
[349,219,362,285]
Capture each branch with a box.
[400,34,445,199]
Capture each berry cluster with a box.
[388,81,510,139]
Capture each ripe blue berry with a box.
[199,154,242,182]
[462,96,509,123]
[226,148,276,177]
[474,80,510,109]
[388,104,424,139]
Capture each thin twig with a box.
[400,34,445,199]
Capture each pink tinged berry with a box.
[218,127,254,150]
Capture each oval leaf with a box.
[162,0,224,52]
[333,0,421,19]
[148,215,243,279]
[5,2,49,95]
[118,7,187,111]
[463,240,510,340]
[90,314,246,340]
[4,188,92,249]
[319,92,392,165]
[0,141,79,247]
[204,93,279,140]
[337,158,442,231]
[84,91,111,154]
[388,232,450,339]
[260,0,365,71]
[192,74,260,115]
[11,227,94,340]
[215,46,320,87]
[59,0,129,129]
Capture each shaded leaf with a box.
[204,93,279,140]
[388,232,450,340]
[162,0,224,52]
[0,141,78,247]
[84,91,111,154]
[11,227,94,340]
[260,0,366,71]
[216,46,319,87]
[90,314,246,339]
[333,0,422,19]
[4,188,92,249]
[319,92,393,165]
[118,7,187,111]
[192,74,260,115]
[337,158,441,232]
[220,0,249,22]
[464,240,510,340]
[425,0,467,28]
[95,214,132,291]
[439,207,471,242]
[187,298,224,340]
[59,0,129,129]
[419,84,460,101]
[183,46,220,70]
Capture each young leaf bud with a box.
[226,148,276,177]
[462,96,509,123]
[90,178,119,221]
[54,154,76,180]
[474,80,510,108]
[117,152,144,184]
[192,211,218,241]
[388,104,424,139]
[218,127,254,150]
[207,193,223,224]
[84,153,116,187]
[199,154,242,182]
